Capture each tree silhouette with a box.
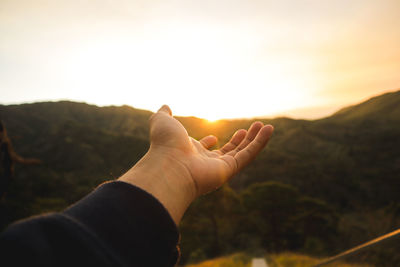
[0,120,41,199]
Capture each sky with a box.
[1,0,400,120]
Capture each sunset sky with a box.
[1,0,399,120]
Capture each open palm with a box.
[149,105,274,196]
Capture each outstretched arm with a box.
[119,105,274,225]
[0,105,273,267]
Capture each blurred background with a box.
[1,1,400,266]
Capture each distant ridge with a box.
[0,89,399,207]
[2,89,399,123]
[329,89,400,122]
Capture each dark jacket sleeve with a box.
[0,181,180,267]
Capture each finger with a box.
[200,135,218,149]
[234,125,274,171]
[150,104,172,125]
[157,105,172,116]
[219,129,247,154]
[226,121,263,156]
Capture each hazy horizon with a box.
[2,88,398,121]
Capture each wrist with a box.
[118,148,196,225]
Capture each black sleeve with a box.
[0,181,180,267]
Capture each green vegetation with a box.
[185,253,251,267]
[267,252,372,267]
[1,90,399,266]
[185,252,372,267]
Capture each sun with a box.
[205,118,220,124]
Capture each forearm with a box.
[64,181,180,266]
[0,181,180,267]
[118,147,196,225]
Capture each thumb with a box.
[157,105,172,116]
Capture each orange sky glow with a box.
[1,0,399,120]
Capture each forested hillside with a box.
[1,90,399,265]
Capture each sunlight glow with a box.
[205,118,220,124]
[58,25,318,120]
[1,0,399,120]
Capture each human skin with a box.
[119,105,274,225]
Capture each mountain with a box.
[0,90,399,264]
[328,90,400,123]
[243,90,400,210]
[0,91,399,210]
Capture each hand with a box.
[119,105,274,224]
[149,105,274,196]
